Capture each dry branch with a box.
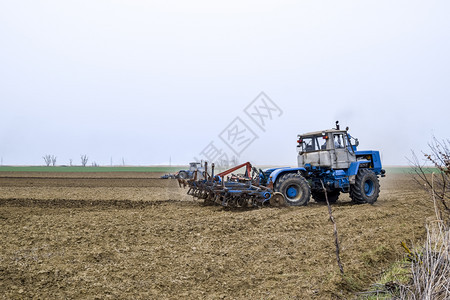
[409,137,450,218]
[321,180,344,275]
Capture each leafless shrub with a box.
[361,139,450,299]
[399,138,450,299]
[80,155,89,167]
[410,137,450,220]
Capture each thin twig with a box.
[432,172,442,221]
[321,180,344,274]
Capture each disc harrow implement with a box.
[178,162,277,208]
[178,122,385,207]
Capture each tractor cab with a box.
[297,124,359,170]
[189,162,202,172]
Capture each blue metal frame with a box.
[264,167,307,185]
[354,150,383,174]
[348,161,370,176]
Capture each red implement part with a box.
[216,162,252,178]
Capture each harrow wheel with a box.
[269,192,287,207]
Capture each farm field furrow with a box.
[0,172,433,299]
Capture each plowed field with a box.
[0,172,434,299]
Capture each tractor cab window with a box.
[345,134,355,153]
[300,137,318,152]
[333,133,354,152]
[334,134,344,149]
[318,136,328,150]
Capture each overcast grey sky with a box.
[1,0,449,166]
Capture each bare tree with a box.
[51,155,57,166]
[69,159,73,166]
[410,137,449,218]
[43,155,52,166]
[80,155,89,167]
[91,161,99,167]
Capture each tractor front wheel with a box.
[350,169,380,204]
[276,174,311,206]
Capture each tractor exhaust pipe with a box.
[335,121,340,130]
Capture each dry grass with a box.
[397,221,450,300]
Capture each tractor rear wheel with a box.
[312,190,340,203]
[276,173,311,206]
[350,169,380,204]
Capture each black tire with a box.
[178,171,188,179]
[350,169,380,204]
[275,173,311,206]
[312,190,340,204]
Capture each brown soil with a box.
[0,172,433,299]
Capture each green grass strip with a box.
[0,166,184,173]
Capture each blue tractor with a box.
[265,121,385,206]
[180,122,385,207]
[176,162,205,179]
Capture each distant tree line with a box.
[42,154,90,167]
[42,155,57,166]
[42,155,127,167]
